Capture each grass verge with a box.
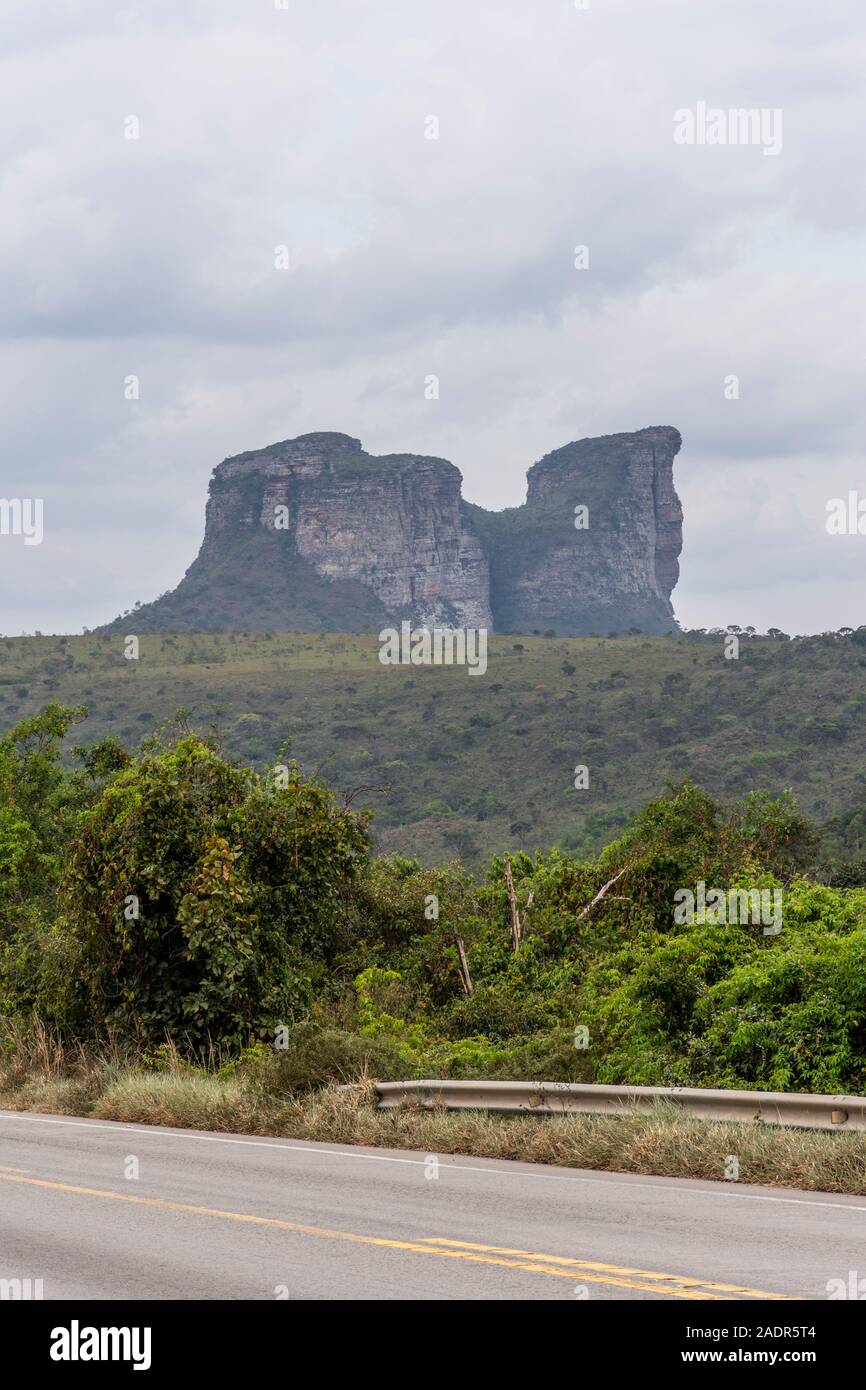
[2,1037,866,1196]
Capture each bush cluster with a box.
[3,705,865,1094]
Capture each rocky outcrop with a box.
[208,433,492,629]
[469,425,683,635]
[103,427,683,635]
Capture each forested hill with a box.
[1,628,865,870]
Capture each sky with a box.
[1,0,864,636]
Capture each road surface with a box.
[0,1109,858,1300]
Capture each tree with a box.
[60,734,371,1047]
[0,703,89,940]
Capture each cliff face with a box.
[470,425,683,635]
[103,427,683,635]
[113,432,492,634]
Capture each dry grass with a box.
[94,1072,270,1133]
[3,1025,866,1194]
[294,1092,866,1195]
[31,1071,866,1195]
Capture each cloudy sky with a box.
[1,0,864,635]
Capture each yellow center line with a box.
[0,1171,786,1300]
[417,1238,796,1300]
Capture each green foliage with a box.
[4,629,866,869]
[58,734,370,1047]
[577,881,866,1091]
[0,704,107,1021]
[0,703,88,927]
[237,1023,413,1092]
[1,703,866,1096]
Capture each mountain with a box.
[101,426,683,635]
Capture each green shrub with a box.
[239,1024,414,1092]
[59,736,370,1047]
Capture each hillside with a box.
[1,629,865,867]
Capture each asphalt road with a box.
[0,1109,861,1300]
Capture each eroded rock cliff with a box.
[468,425,683,635]
[103,426,682,635]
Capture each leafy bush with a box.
[59,736,370,1047]
[239,1023,414,1092]
[577,882,866,1091]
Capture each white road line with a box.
[1,1108,864,1215]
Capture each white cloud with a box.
[1,0,864,633]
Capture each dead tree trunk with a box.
[454,934,473,996]
[503,859,534,953]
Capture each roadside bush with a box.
[238,1024,415,1093]
[59,736,370,1048]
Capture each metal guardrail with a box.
[374,1080,866,1132]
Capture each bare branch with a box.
[341,782,393,807]
[576,867,628,921]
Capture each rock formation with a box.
[103,426,683,635]
[467,425,683,635]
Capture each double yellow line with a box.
[0,1171,793,1300]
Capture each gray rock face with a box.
[102,427,683,635]
[210,432,492,630]
[473,425,683,635]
